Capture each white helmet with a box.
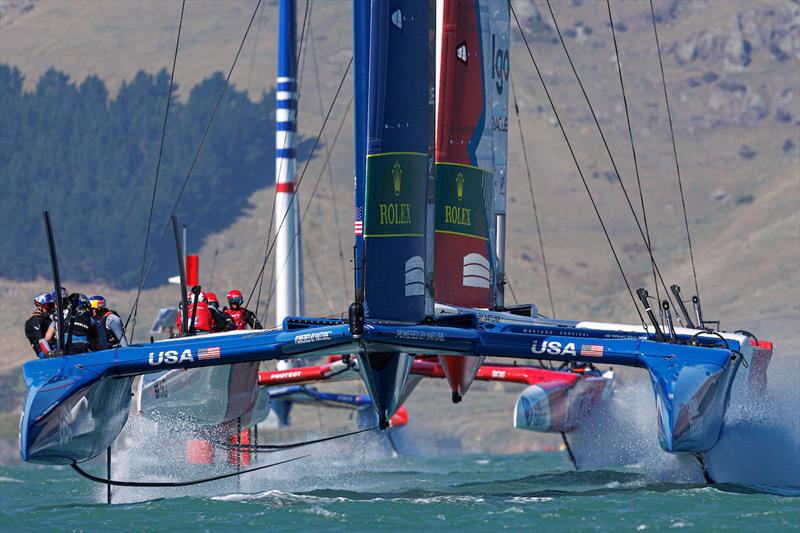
[188,291,207,304]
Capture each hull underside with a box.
[137,362,263,428]
[514,375,610,433]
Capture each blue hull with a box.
[21,365,133,465]
[19,317,748,464]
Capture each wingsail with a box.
[357,0,434,427]
[434,0,507,400]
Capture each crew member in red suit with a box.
[177,290,214,334]
[224,289,263,330]
[206,292,233,332]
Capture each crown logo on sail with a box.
[392,162,402,196]
[456,172,464,201]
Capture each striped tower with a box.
[275,0,303,328]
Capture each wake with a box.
[569,350,800,489]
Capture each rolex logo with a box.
[456,172,464,201]
[392,162,402,196]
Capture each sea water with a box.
[1,447,798,532]
[2,354,799,531]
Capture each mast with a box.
[275,0,303,327]
[490,0,510,306]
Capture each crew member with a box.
[178,290,213,334]
[44,294,95,354]
[207,292,233,332]
[25,292,54,358]
[224,289,263,330]
[50,286,70,322]
[90,295,129,348]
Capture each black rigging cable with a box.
[245,56,354,314]
[126,0,264,329]
[208,246,219,288]
[510,72,556,318]
[304,238,335,314]
[71,455,307,488]
[310,19,350,304]
[217,426,377,452]
[606,0,661,314]
[505,273,520,305]
[542,0,681,320]
[243,0,266,93]
[510,3,646,326]
[265,93,354,316]
[130,0,186,341]
[649,0,701,301]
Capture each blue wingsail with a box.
[356,0,434,428]
[363,0,432,322]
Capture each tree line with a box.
[0,65,297,289]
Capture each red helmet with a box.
[206,292,218,305]
[226,289,244,308]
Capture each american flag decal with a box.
[198,346,221,360]
[354,220,363,236]
[580,344,604,357]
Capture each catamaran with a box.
[135,0,611,462]
[19,0,772,490]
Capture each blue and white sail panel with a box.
[489,0,509,216]
[275,0,303,324]
[363,0,432,322]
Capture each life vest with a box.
[65,310,93,353]
[225,308,248,330]
[186,301,213,333]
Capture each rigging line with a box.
[130,0,186,342]
[208,246,219,288]
[510,72,556,318]
[253,229,273,320]
[505,273,519,306]
[510,3,646,326]
[253,236,270,319]
[71,454,307,488]
[252,0,312,320]
[310,18,350,304]
[243,0,266,93]
[217,426,376,452]
[304,237,335,314]
[245,56,354,312]
[606,0,661,315]
[543,0,680,318]
[265,93,354,314]
[649,0,701,301]
[125,0,264,329]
